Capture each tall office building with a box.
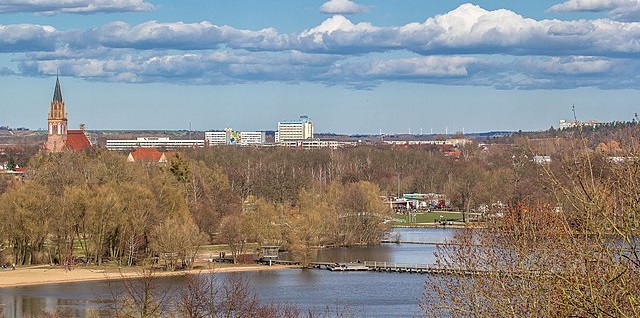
[276,116,313,143]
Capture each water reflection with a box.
[1,281,108,317]
[392,227,454,243]
[0,228,454,317]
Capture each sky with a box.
[2,0,640,134]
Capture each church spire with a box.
[46,75,68,153]
[53,75,63,102]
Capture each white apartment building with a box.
[278,139,341,149]
[106,137,205,150]
[559,119,601,130]
[276,116,314,143]
[240,131,265,145]
[205,131,228,145]
[205,130,265,146]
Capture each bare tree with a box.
[421,134,640,317]
[105,268,173,318]
[217,214,248,264]
[149,216,205,271]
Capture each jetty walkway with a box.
[310,261,479,275]
[379,240,461,245]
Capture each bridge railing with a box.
[363,261,434,269]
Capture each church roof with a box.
[66,130,92,151]
[53,76,63,102]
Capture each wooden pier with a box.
[309,261,481,275]
[379,240,461,246]
[364,261,444,274]
[310,262,368,271]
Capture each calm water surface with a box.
[0,227,455,318]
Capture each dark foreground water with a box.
[0,227,454,318]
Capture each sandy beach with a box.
[0,263,290,288]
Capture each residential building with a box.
[205,131,228,145]
[205,129,265,146]
[106,137,205,151]
[277,139,349,149]
[45,76,92,153]
[276,116,313,143]
[240,131,265,145]
[533,155,552,164]
[559,119,602,130]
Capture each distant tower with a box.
[45,76,68,152]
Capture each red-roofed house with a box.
[127,147,172,165]
[45,76,92,153]
[0,163,26,182]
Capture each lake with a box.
[0,227,455,318]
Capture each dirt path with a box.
[0,263,290,288]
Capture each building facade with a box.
[205,131,228,145]
[277,139,340,149]
[559,119,602,130]
[275,116,313,143]
[239,131,265,145]
[106,137,205,151]
[205,129,265,146]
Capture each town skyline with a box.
[2,1,640,134]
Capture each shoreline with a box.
[0,263,292,289]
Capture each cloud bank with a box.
[0,0,154,15]
[548,0,640,21]
[4,3,640,90]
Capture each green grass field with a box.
[391,211,464,225]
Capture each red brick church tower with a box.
[45,76,91,153]
[45,76,68,152]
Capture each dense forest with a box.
[1,123,640,316]
[0,138,535,268]
[0,123,638,274]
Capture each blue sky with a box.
[2,0,640,134]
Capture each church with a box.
[45,77,92,153]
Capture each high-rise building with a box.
[276,115,313,143]
[45,76,91,153]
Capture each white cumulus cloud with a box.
[298,3,640,56]
[0,23,58,52]
[5,3,640,90]
[320,0,367,15]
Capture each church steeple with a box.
[46,76,68,153]
[53,75,63,103]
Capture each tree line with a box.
[3,126,630,269]
[0,147,399,268]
